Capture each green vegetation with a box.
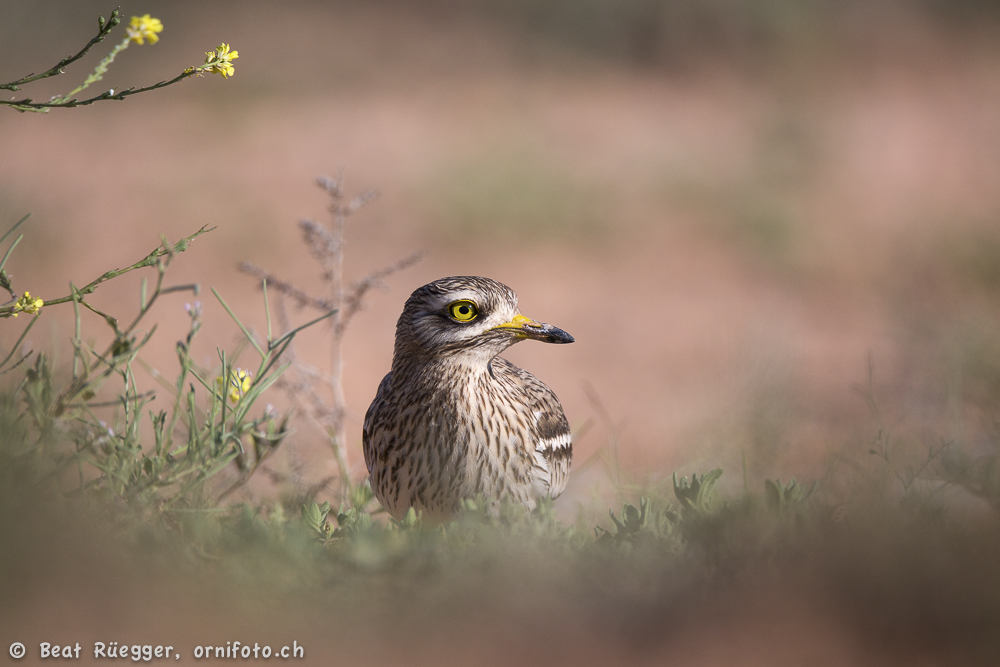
[2,217,1000,661]
[1,8,238,113]
[5,5,1000,662]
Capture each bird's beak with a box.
[492,313,575,344]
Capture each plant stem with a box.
[329,186,349,480]
[50,37,130,105]
[0,9,121,91]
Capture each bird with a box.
[363,276,574,520]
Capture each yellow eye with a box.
[448,300,479,322]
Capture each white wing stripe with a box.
[538,431,571,452]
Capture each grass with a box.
[3,412,1000,663]
[4,4,1000,663]
[2,224,1000,663]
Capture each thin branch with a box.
[2,68,202,112]
[0,9,122,92]
[238,174,418,495]
[0,312,39,372]
[85,390,156,408]
[268,309,337,351]
[0,234,23,298]
[49,230,208,415]
[239,262,331,310]
[214,439,279,504]
[299,219,338,266]
[0,225,213,315]
[211,287,266,358]
[340,251,424,332]
[346,190,379,215]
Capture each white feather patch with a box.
[538,431,572,453]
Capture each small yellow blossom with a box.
[204,43,239,78]
[10,291,43,318]
[126,14,163,45]
[216,368,252,403]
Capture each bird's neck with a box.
[391,348,496,385]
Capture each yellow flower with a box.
[126,14,163,45]
[10,291,43,318]
[204,43,239,78]
[216,368,252,403]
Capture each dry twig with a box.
[239,174,420,493]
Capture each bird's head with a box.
[393,276,574,366]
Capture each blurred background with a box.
[4,0,1000,663]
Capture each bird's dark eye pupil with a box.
[459,306,470,315]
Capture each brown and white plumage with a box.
[363,276,574,519]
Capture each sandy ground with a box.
[3,3,1000,662]
[4,2,1000,502]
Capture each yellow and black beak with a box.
[491,314,575,344]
